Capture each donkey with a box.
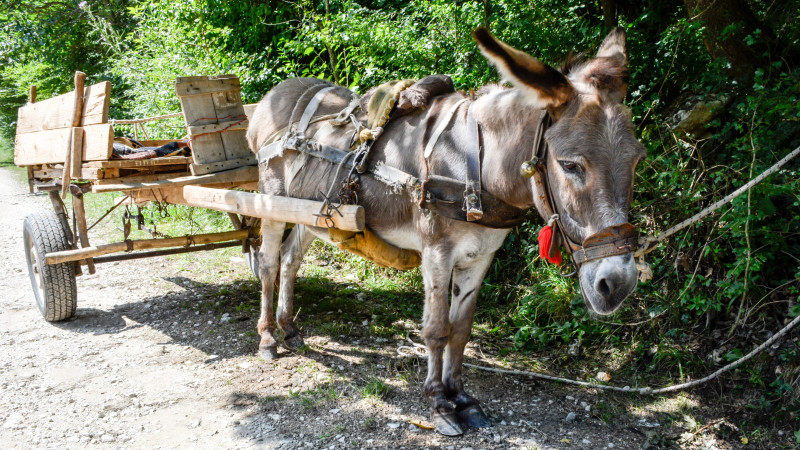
[246,27,645,436]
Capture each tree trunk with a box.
[683,0,772,79]
[601,0,617,31]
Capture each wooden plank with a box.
[15,128,75,165]
[243,103,258,119]
[93,171,190,185]
[211,89,252,161]
[81,123,114,161]
[16,81,111,134]
[187,119,249,136]
[189,157,256,176]
[45,229,250,265]
[175,76,240,97]
[180,93,226,164]
[16,93,75,135]
[81,81,111,125]
[70,128,84,178]
[91,165,258,193]
[137,139,186,147]
[182,186,365,232]
[84,156,191,169]
[32,166,115,180]
[61,72,85,198]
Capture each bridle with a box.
[521,112,638,277]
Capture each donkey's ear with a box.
[568,27,629,104]
[473,27,573,109]
[596,27,628,63]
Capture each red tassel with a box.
[538,225,562,265]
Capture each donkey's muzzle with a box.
[572,223,637,265]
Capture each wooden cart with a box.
[16,72,364,321]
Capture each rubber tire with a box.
[23,211,77,321]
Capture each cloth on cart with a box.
[112,139,190,160]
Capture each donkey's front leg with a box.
[276,225,314,350]
[420,245,461,436]
[443,255,494,429]
[256,219,286,360]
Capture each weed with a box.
[358,377,390,401]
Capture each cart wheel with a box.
[23,211,77,321]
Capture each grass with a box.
[357,377,390,401]
[0,138,14,166]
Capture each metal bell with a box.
[520,160,537,177]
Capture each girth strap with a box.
[464,104,483,221]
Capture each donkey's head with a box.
[474,28,646,315]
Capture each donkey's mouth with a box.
[578,253,638,316]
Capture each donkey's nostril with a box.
[596,277,612,299]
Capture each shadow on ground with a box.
[51,272,668,448]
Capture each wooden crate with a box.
[14,80,113,166]
[175,75,256,176]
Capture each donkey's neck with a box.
[473,88,543,210]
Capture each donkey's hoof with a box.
[431,410,463,436]
[259,344,279,360]
[284,334,305,350]
[457,403,492,428]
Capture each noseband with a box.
[521,113,637,276]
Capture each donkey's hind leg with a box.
[276,225,315,350]
[443,254,494,428]
[256,219,287,360]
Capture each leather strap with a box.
[423,98,468,159]
[464,104,483,221]
[571,223,638,265]
[297,86,336,138]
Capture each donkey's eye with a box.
[559,160,580,173]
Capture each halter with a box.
[521,112,638,277]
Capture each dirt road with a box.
[0,166,709,449]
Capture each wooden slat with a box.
[212,89,253,161]
[70,128,84,179]
[84,156,191,169]
[92,171,190,185]
[81,81,111,125]
[91,165,258,193]
[187,119,249,137]
[137,139,186,147]
[15,128,76,165]
[81,124,114,161]
[243,103,258,119]
[32,167,113,181]
[16,81,112,134]
[175,76,241,97]
[180,92,226,164]
[45,229,250,265]
[190,157,256,176]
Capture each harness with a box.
[258,83,636,275]
[520,113,638,275]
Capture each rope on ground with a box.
[635,144,800,257]
[110,112,183,125]
[398,312,800,395]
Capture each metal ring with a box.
[560,262,578,278]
